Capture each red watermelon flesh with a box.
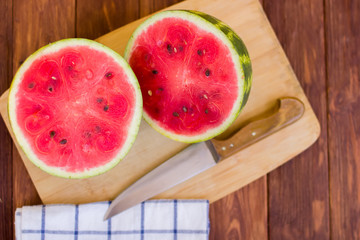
[11,41,141,177]
[128,18,239,138]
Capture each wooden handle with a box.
[210,97,305,160]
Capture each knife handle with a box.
[210,97,305,160]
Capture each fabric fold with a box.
[15,200,209,240]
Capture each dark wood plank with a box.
[263,0,330,239]
[209,177,267,240]
[139,0,183,17]
[76,0,139,40]
[0,0,13,239]
[12,0,76,209]
[325,0,360,239]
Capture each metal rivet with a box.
[221,146,226,151]
[252,132,256,136]
[229,144,234,148]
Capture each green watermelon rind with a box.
[8,38,143,179]
[124,10,252,143]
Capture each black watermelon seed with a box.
[67,65,73,71]
[182,106,188,112]
[144,53,150,61]
[205,69,211,77]
[50,131,56,138]
[105,72,113,79]
[59,139,67,144]
[167,44,172,53]
[205,109,209,114]
[173,112,179,117]
[48,87,53,92]
[179,46,183,52]
[158,87,163,91]
[152,70,158,74]
[104,105,109,111]
[96,98,103,103]
[95,125,101,133]
[197,49,203,56]
[28,82,34,89]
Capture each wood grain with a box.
[326,0,360,239]
[77,0,139,39]
[209,177,267,240]
[0,0,13,239]
[263,0,330,239]
[139,0,183,17]
[12,0,76,209]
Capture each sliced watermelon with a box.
[8,39,142,178]
[125,10,252,142]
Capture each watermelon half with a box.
[125,10,252,142]
[8,39,142,178]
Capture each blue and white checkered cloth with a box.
[15,200,209,240]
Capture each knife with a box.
[104,97,305,220]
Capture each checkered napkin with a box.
[15,200,209,240]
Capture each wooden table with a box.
[0,0,358,239]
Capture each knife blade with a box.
[104,97,304,220]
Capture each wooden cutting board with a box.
[0,0,320,204]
